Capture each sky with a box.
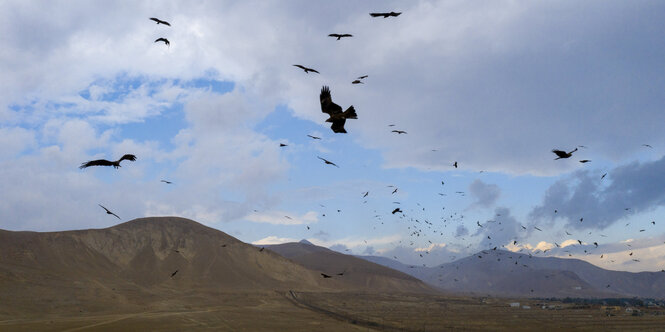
[2,0,665,272]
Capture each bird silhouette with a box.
[351,80,364,84]
[155,38,170,46]
[80,154,136,169]
[170,270,178,277]
[99,204,120,219]
[552,148,577,160]
[453,161,458,168]
[317,156,339,167]
[149,17,171,26]
[328,33,353,40]
[391,130,407,134]
[279,143,288,147]
[307,134,321,140]
[321,273,332,278]
[642,144,653,148]
[293,64,319,74]
[160,180,172,184]
[392,208,402,214]
[357,75,368,79]
[370,12,401,18]
[601,173,607,180]
[320,86,357,133]
[579,160,591,163]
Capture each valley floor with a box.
[2,291,665,331]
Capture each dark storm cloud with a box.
[529,156,665,230]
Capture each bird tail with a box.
[344,106,357,119]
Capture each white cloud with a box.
[245,211,318,225]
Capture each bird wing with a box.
[80,159,113,168]
[370,13,387,17]
[328,34,340,37]
[99,204,110,213]
[118,154,137,163]
[551,149,567,158]
[293,64,305,70]
[150,17,160,23]
[391,12,402,17]
[341,34,353,37]
[320,86,342,115]
[329,119,347,133]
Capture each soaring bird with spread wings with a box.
[155,38,170,46]
[552,148,578,160]
[370,12,401,18]
[79,154,136,169]
[149,17,171,26]
[320,86,357,133]
[293,64,319,74]
[99,204,120,220]
[328,33,353,40]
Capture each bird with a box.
[279,143,288,147]
[149,17,171,26]
[99,204,120,219]
[601,173,607,180]
[391,130,407,134]
[170,270,178,277]
[392,188,398,194]
[321,273,332,278]
[370,12,402,18]
[642,144,653,148]
[160,180,172,184]
[453,161,458,168]
[79,154,136,169]
[259,247,265,252]
[293,64,319,74]
[307,134,321,140]
[552,148,578,160]
[317,156,339,167]
[577,240,582,245]
[579,160,591,163]
[320,86,357,133]
[155,38,170,46]
[357,75,368,79]
[351,80,364,84]
[392,208,402,214]
[328,33,353,40]
[534,226,542,231]
[363,191,369,197]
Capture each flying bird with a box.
[320,86,357,133]
[601,173,607,180]
[170,270,178,277]
[392,208,402,214]
[351,80,364,84]
[149,17,171,26]
[307,134,321,140]
[328,33,353,40]
[321,273,332,278]
[579,160,591,163]
[357,75,368,79]
[79,154,136,169]
[642,144,653,148]
[370,12,402,18]
[317,156,339,167]
[552,148,578,160]
[453,161,458,168]
[534,226,542,231]
[293,64,319,74]
[98,204,120,220]
[279,143,288,147]
[155,38,170,46]
[160,180,172,184]
[391,130,407,134]
[363,191,369,197]
[392,188,398,194]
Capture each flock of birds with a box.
[76,11,663,285]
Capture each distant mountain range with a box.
[359,249,665,299]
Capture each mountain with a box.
[0,217,360,316]
[360,250,665,299]
[264,241,434,293]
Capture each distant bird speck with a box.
[370,12,401,18]
[317,156,339,168]
[328,33,353,40]
[155,38,170,46]
[160,180,172,184]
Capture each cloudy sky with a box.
[2,0,665,272]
